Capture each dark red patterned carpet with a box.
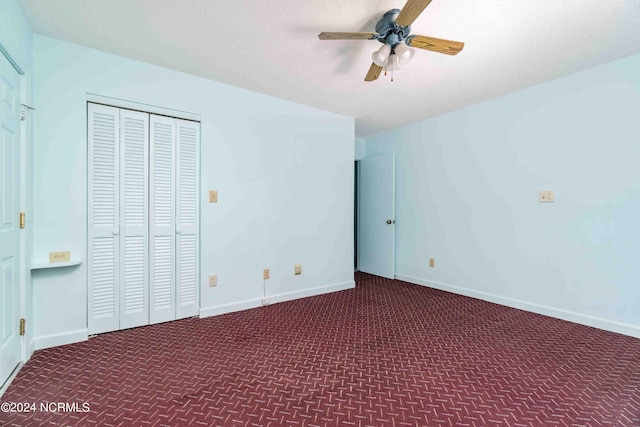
[2,273,639,426]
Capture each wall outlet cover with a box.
[263,269,270,280]
[429,258,435,268]
[209,190,218,203]
[539,190,555,203]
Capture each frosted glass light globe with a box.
[372,44,392,67]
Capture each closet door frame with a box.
[88,101,201,332]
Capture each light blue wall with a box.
[0,0,34,357]
[355,137,365,160]
[365,53,640,338]
[31,35,355,348]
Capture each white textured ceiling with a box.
[18,0,640,136]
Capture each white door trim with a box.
[18,67,31,362]
[87,94,201,123]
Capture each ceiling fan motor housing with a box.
[375,9,412,49]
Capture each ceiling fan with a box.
[318,0,464,82]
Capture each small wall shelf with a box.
[31,257,82,270]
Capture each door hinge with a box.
[19,212,25,229]
[19,318,25,336]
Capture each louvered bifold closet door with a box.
[119,110,149,329]
[176,120,200,319]
[88,103,120,335]
[149,115,176,324]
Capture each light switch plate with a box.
[429,258,435,268]
[539,190,555,203]
[208,274,218,287]
[294,264,302,275]
[49,251,70,263]
[209,190,218,203]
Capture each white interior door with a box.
[0,52,21,386]
[358,153,395,279]
[119,109,149,329]
[88,103,120,335]
[149,115,176,324]
[175,119,200,319]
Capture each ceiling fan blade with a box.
[318,32,378,40]
[407,35,464,55]
[365,63,383,82]
[396,0,433,27]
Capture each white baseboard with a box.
[267,280,354,305]
[33,282,356,348]
[200,280,355,318]
[33,329,88,350]
[396,274,640,339]
[200,297,263,318]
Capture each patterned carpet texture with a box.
[1,273,639,426]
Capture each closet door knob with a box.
[176,226,182,234]
[112,226,120,236]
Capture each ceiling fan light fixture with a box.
[395,43,415,66]
[385,53,401,72]
[318,0,465,82]
[372,44,391,67]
